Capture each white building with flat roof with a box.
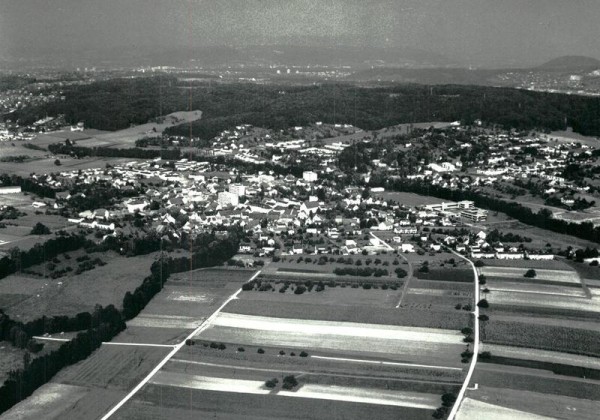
[303,171,318,182]
[229,184,246,197]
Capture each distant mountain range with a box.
[346,55,600,86]
[535,55,600,72]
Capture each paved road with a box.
[99,269,262,420]
[448,250,480,420]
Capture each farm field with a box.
[114,386,434,420]
[480,343,600,371]
[196,312,465,367]
[482,289,600,313]
[483,319,600,357]
[479,266,580,284]
[225,298,470,330]
[0,252,159,321]
[116,267,254,345]
[482,258,573,270]
[0,267,255,420]
[458,383,600,420]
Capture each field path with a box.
[99,269,261,420]
[368,232,413,307]
[448,250,479,420]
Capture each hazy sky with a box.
[1,0,599,67]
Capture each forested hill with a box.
[10,76,600,139]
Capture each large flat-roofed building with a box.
[229,184,246,197]
[0,186,21,194]
[302,171,318,182]
[461,208,488,222]
[218,191,239,207]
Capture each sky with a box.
[1,0,599,68]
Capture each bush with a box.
[455,303,463,310]
[480,351,492,360]
[30,222,50,235]
[265,378,279,388]
[524,269,537,278]
[257,348,265,354]
[299,351,308,357]
[279,350,286,355]
[441,393,457,407]
[477,299,489,308]
[294,285,307,295]
[237,347,245,352]
[474,260,485,267]
[282,375,298,390]
[394,267,408,278]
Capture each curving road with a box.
[447,250,480,420]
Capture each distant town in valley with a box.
[2,1,600,419]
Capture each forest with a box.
[9,76,600,139]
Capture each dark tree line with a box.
[48,143,181,161]
[0,174,56,199]
[10,77,600,139]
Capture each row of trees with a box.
[0,174,56,199]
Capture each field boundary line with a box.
[310,355,463,371]
[102,342,176,348]
[99,269,261,420]
[447,250,479,420]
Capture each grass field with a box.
[0,252,159,321]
